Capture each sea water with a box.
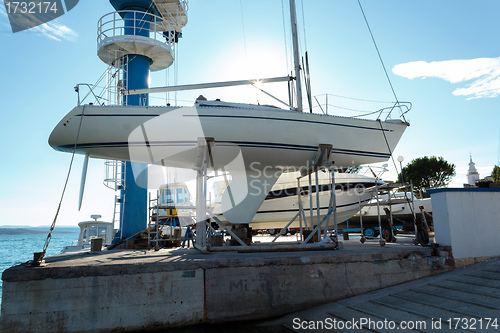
[0,232,259,331]
[0,232,79,309]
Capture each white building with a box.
[466,155,480,186]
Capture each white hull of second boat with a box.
[211,172,382,230]
[249,189,373,230]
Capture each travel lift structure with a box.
[93,0,338,252]
[91,0,425,252]
[95,0,188,243]
[70,0,337,252]
[31,1,424,266]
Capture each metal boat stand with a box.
[262,144,340,248]
[374,180,385,246]
[295,144,340,247]
[358,192,366,244]
[193,140,340,253]
[417,205,432,246]
[360,183,414,246]
[192,137,259,253]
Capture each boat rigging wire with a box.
[315,93,397,104]
[377,120,417,221]
[166,64,170,105]
[239,0,249,73]
[353,107,395,118]
[357,0,406,122]
[314,96,325,114]
[174,37,179,105]
[81,54,136,105]
[36,106,87,265]
[299,0,308,53]
[314,103,373,113]
[81,71,107,104]
[280,0,291,74]
[312,101,411,116]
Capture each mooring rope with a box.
[36,105,87,264]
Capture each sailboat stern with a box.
[49,106,86,155]
[48,105,140,161]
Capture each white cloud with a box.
[0,4,77,41]
[393,57,500,99]
[0,6,12,31]
[31,21,78,42]
[0,3,10,24]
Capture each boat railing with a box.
[313,94,411,122]
[379,102,411,122]
[343,101,412,122]
[74,83,105,106]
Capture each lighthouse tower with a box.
[97,0,188,240]
[466,154,480,186]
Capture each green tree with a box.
[492,165,500,182]
[396,156,455,197]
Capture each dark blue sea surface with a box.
[0,231,79,309]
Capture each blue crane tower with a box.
[97,0,188,241]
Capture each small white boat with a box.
[348,192,432,226]
[61,215,114,253]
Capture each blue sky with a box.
[1,0,499,226]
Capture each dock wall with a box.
[1,248,449,333]
[428,188,500,261]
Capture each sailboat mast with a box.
[289,0,303,112]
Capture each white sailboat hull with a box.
[49,101,407,224]
[49,102,408,169]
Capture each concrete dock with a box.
[256,256,500,332]
[1,236,452,333]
